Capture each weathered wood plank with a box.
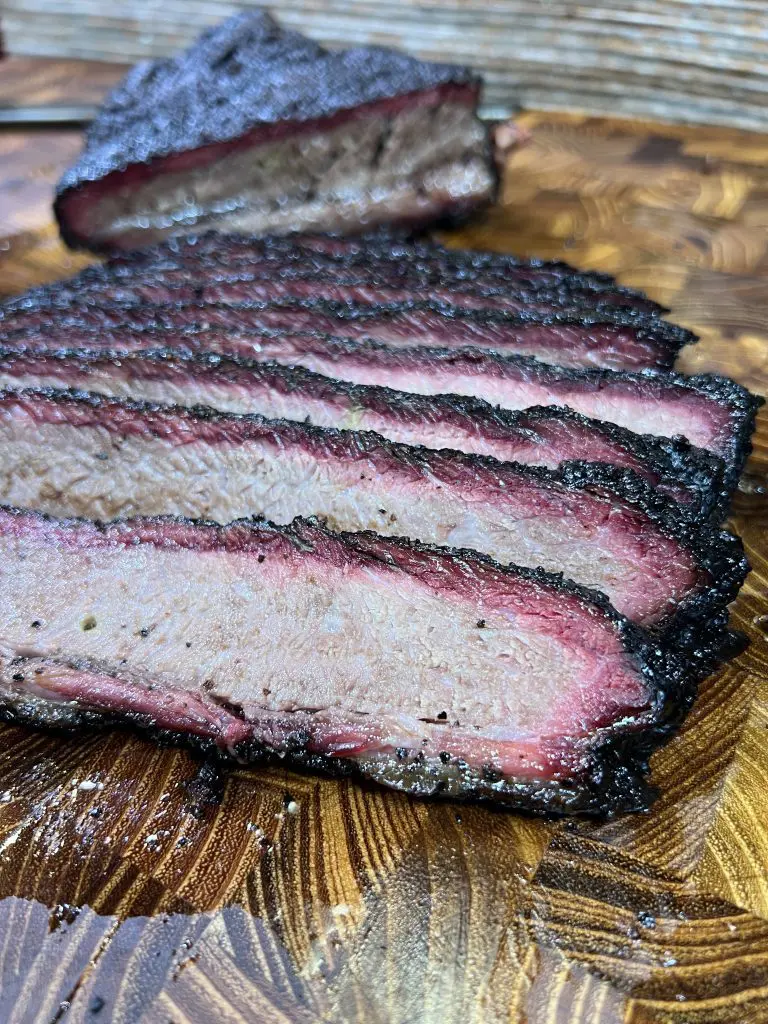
[4,2,768,129]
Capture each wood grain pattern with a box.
[1,70,768,1020]
[4,3,768,130]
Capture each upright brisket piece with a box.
[0,388,745,631]
[0,505,694,814]
[55,13,496,252]
[0,348,724,519]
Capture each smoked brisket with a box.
[0,348,726,520]
[0,387,746,631]
[0,505,697,815]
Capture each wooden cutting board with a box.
[2,59,768,1024]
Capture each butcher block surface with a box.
[2,59,768,1024]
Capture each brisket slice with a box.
[0,297,691,374]
[2,259,657,320]
[0,308,752,484]
[0,347,724,520]
[0,504,694,814]
[0,388,746,632]
[105,232,665,311]
[50,231,666,313]
[223,336,758,490]
[54,13,495,252]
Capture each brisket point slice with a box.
[0,387,746,636]
[0,504,693,815]
[55,14,495,252]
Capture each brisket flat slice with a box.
[0,347,724,520]
[0,504,695,814]
[1,292,686,372]
[0,261,690,371]
[216,336,757,490]
[7,260,656,320]
[105,232,665,311]
[63,232,667,313]
[0,387,745,631]
[54,14,495,252]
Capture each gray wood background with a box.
[3,1,768,131]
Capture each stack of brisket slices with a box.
[0,232,759,816]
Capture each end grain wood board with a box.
[2,94,768,1023]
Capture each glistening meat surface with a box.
[0,388,746,629]
[0,348,725,519]
[0,505,689,814]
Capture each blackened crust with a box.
[0,505,705,816]
[19,232,665,313]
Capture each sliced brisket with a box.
[223,337,758,490]
[49,231,666,313]
[55,14,496,252]
[0,297,687,373]
[0,388,746,631]
[106,232,665,311]
[0,505,694,814]
[0,348,725,521]
[0,272,690,372]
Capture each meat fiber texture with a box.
[0,347,725,521]
[0,245,694,373]
[1,311,747,489]
[54,13,496,251]
[0,387,746,646]
[201,335,757,493]
[0,504,697,815]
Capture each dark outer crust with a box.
[0,505,711,817]
[0,344,726,521]
[28,234,665,313]
[54,14,493,250]
[0,384,748,645]
[105,231,656,304]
